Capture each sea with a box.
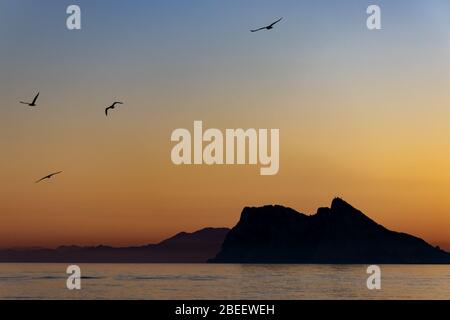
[0,264,449,300]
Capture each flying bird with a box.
[20,92,40,107]
[35,171,63,183]
[250,18,283,32]
[105,102,123,116]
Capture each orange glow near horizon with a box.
[1,1,450,251]
[1,103,450,250]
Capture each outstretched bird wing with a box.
[19,101,29,105]
[250,27,266,32]
[268,17,283,27]
[35,171,62,183]
[105,107,111,116]
[31,92,40,104]
[35,176,47,183]
[112,102,123,107]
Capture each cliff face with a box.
[210,198,450,263]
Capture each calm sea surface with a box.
[0,264,448,299]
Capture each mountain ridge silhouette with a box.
[210,198,450,263]
[0,227,229,263]
[1,199,448,263]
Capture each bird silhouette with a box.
[35,171,63,183]
[251,18,283,32]
[105,102,123,116]
[20,92,40,107]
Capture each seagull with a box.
[20,92,40,107]
[251,18,283,32]
[105,102,123,116]
[35,171,63,183]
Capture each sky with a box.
[1,0,450,250]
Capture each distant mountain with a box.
[210,198,450,263]
[0,227,229,263]
[3,199,449,264]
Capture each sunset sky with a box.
[1,0,450,250]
